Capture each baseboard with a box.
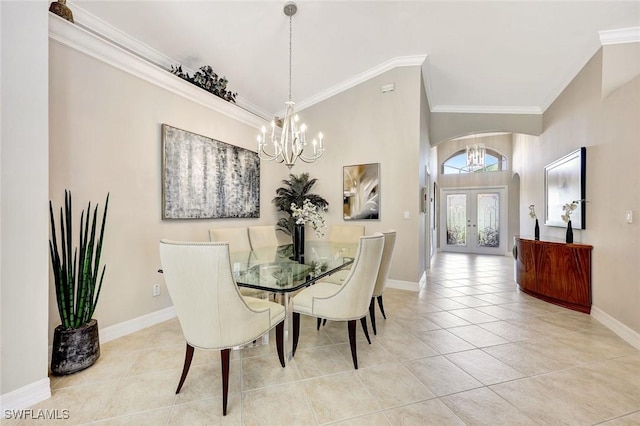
[387,279,419,292]
[591,306,640,350]
[0,378,51,412]
[99,306,176,343]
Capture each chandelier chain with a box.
[288,15,293,102]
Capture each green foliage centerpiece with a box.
[170,64,238,103]
[49,190,109,375]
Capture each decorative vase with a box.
[293,224,305,262]
[49,0,74,23]
[51,319,100,375]
[534,219,540,240]
[566,220,573,244]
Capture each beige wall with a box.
[48,40,291,341]
[430,111,542,145]
[49,43,430,351]
[513,49,640,335]
[293,66,428,283]
[419,73,433,272]
[1,1,51,396]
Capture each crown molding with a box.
[600,27,640,46]
[69,2,181,72]
[289,54,428,115]
[49,13,268,129]
[431,105,542,115]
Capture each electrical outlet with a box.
[152,284,160,297]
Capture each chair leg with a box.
[316,317,322,331]
[276,321,285,368]
[360,316,371,344]
[348,320,358,369]
[323,319,327,326]
[369,297,377,335]
[377,295,387,320]
[221,348,230,416]
[175,343,194,394]
[292,312,300,357]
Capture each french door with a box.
[439,187,507,255]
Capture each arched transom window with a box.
[442,148,508,174]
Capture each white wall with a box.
[0,0,51,402]
[513,48,640,337]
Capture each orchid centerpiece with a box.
[291,198,327,238]
[529,205,537,219]
[561,200,583,223]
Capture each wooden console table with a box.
[513,237,592,314]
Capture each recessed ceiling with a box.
[72,1,640,119]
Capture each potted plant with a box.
[49,190,109,375]
[272,173,328,237]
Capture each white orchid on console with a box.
[561,200,584,223]
[529,205,537,219]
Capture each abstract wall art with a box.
[162,124,260,219]
[343,163,380,220]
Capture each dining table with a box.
[230,240,358,361]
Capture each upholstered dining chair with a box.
[208,227,251,253]
[321,224,366,288]
[159,240,285,416]
[209,227,261,297]
[248,225,279,249]
[291,234,384,369]
[328,224,365,244]
[369,230,396,335]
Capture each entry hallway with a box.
[18,253,640,425]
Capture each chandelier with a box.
[466,142,486,169]
[257,2,324,169]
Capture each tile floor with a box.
[18,253,640,425]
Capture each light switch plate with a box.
[626,210,633,224]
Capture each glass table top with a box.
[230,241,357,293]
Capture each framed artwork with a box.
[343,163,380,220]
[162,124,260,219]
[544,147,586,228]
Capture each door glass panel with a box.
[446,194,466,245]
[477,193,499,247]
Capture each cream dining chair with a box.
[248,225,279,249]
[320,224,366,288]
[159,240,286,416]
[369,230,396,335]
[209,227,261,297]
[208,227,252,253]
[329,224,365,244]
[291,234,384,369]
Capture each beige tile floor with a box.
[18,253,640,425]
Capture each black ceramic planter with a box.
[51,319,100,375]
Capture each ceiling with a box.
[71,1,640,119]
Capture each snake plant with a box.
[49,190,109,329]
